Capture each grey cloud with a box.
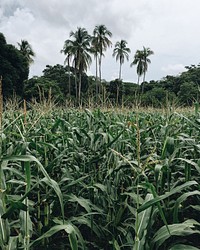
[1,0,200,82]
[0,0,24,17]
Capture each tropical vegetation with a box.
[1,28,200,108]
[0,25,200,249]
[0,33,29,98]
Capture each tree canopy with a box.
[0,33,29,98]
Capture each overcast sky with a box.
[1,0,200,83]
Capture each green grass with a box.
[0,105,200,249]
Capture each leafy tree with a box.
[87,75,96,97]
[112,40,131,80]
[178,81,198,105]
[142,87,167,107]
[0,33,6,44]
[161,75,179,94]
[141,80,158,93]
[109,79,123,105]
[0,33,29,98]
[43,64,90,103]
[23,76,63,102]
[122,81,138,107]
[43,64,73,96]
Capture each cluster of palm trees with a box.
[61,25,113,104]
[130,47,154,85]
[16,26,154,105]
[61,24,154,104]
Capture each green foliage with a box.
[109,79,123,105]
[142,87,171,107]
[42,64,90,102]
[0,33,29,98]
[23,76,63,102]
[17,40,35,65]
[140,64,200,107]
[178,81,198,105]
[43,64,73,95]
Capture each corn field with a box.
[0,105,200,250]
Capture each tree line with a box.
[0,27,199,107]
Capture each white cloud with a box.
[1,8,35,39]
[0,0,200,82]
[161,64,187,76]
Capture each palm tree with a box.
[112,40,130,106]
[62,27,92,105]
[90,36,101,98]
[61,45,73,96]
[18,40,35,65]
[141,46,154,82]
[130,49,144,85]
[112,39,131,80]
[93,25,112,101]
[130,47,154,85]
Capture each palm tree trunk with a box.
[78,71,81,106]
[121,82,124,108]
[143,71,146,83]
[117,85,119,106]
[99,56,102,84]
[142,71,146,94]
[74,70,78,103]
[137,74,140,85]
[0,76,2,130]
[103,84,106,105]
[68,61,71,96]
[119,62,122,80]
[99,55,104,103]
[95,56,98,101]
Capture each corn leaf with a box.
[169,244,199,250]
[138,181,198,213]
[151,219,200,249]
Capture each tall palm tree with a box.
[90,36,101,98]
[61,45,73,96]
[130,49,144,85]
[93,25,112,101]
[112,39,131,80]
[62,27,92,105]
[131,47,154,93]
[142,46,154,82]
[112,40,130,106]
[18,40,35,65]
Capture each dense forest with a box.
[0,30,199,107]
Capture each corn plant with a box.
[0,103,199,249]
